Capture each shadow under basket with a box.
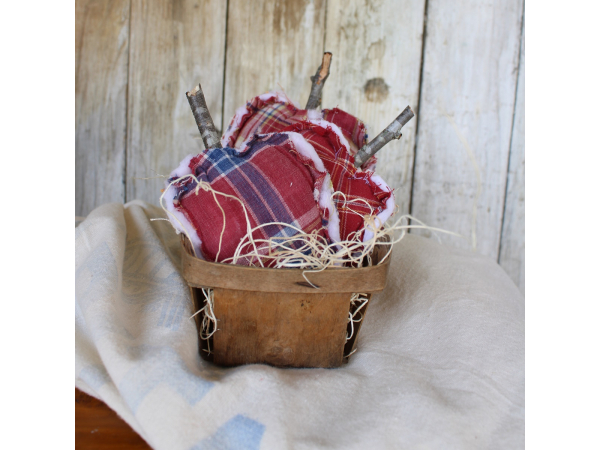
[181,235,392,368]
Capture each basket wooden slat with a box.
[181,236,392,293]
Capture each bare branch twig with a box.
[186,84,222,149]
[305,52,333,110]
[353,106,414,168]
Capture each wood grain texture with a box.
[410,0,524,259]
[499,21,525,293]
[212,288,350,367]
[322,0,426,215]
[223,0,327,127]
[75,0,526,274]
[126,0,226,205]
[75,389,151,449]
[76,0,130,216]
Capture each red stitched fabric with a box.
[221,93,391,241]
[222,94,372,161]
[167,133,330,265]
[281,121,391,241]
[221,94,299,148]
[321,107,368,154]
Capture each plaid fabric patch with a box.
[168,134,329,265]
[221,93,391,241]
[281,121,391,241]
[222,93,375,164]
[221,93,299,148]
[322,107,368,156]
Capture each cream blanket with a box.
[75,201,524,449]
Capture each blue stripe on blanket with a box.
[78,365,111,390]
[190,415,265,450]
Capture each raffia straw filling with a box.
[162,173,463,347]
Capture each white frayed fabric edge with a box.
[163,191,204,259]
[306,109,323,120]
[282,132,341,244]
[169,154,194,178]
[221,104,250,148]
[306,118,353,157]
[296,117,393,244]
[285,132,326,173]
[362,174,395,242]
[164,155,204,258]
[308,117,371,171]
[319,174,341,244]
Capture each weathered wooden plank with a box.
[410,0,524,259]
[322,0,426,215]
[126,0,226,205]
[499,22,525,293]
[223,0,327,127]
[76,0,130,216]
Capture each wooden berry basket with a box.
[181,235,392,368]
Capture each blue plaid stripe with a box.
[222,158,294,235]
[182,139,301,239]
[244,133,288,150]
[199,147,247,180]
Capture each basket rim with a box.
[180,235,393,293]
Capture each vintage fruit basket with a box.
[181,235,391,368]
[165,52,412,369]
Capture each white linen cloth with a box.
[76,201,524,450]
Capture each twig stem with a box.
[306,52,333,110]
[186,84,222,149]
[354,106,415,168]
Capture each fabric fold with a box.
[76,201,524,450]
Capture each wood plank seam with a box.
[408,0,430,219]
[76,0,131,215]
[220,0,230,135]
[124,0,134,204]
[322,0,329,53]
[409,0,523,259]
[223,0,328,130]
[497,2,525,264]
[124,0,133,205]
[322,0,425,217]
[125,0,227,205]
